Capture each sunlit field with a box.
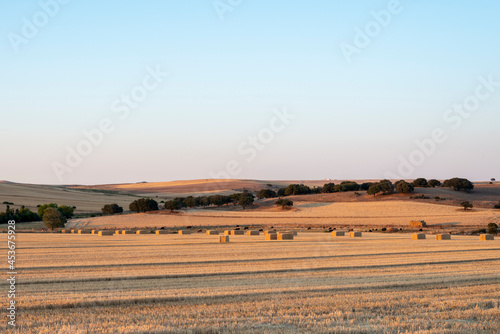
[4,232,499,333]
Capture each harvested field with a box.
[3,232,499,333]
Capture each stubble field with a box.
[3,232,500,333]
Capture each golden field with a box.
[2,232,499,333]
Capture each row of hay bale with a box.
[412,233,494,241]
[332,231,362,237]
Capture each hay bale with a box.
[436,234,451,240]
[247,230,260,236]
[78,230,92,235]
[350,232,362,238]
[224,230,231,236]
[121,230,135,234]
[114,230,121,235]
[332,231,345,237]
[265,233,278,241]
[178,230,191,235]
[480,234,494,241]
[278,233,294,240]
[409,220,427,228]
[136,230,150,235]
[97,231,114,236]
[206,230,219,235]
[70,229,76,234]
[230,230,245,235]
[412,233,426,240]
[219,235,230,243]
[155,230,168,235]
[264,230,277,236]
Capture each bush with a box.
[101,204,123,215]
[428,179,441,188]
[129,198,159,212]
[256,189,278,199]
[443,178,474,192]
[460,201,473,211]
[487,223,498,234]
[275,199,294,209]
[2,201,14,205]
[43,207,66,230]
[494,201,500,209]
[16,206,40,222]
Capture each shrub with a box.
[43,207,66,230]
[460,201,473,211]
[129,198,159,212]
[275,199,294,209]
[487,223,498,234]
[2,201,14,205]
[101,204,123,215]
[494,201,500,209]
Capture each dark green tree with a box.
[43,207,66,230]
[101,204,123,215]
[395,180,414,194]
[275,199,294,209]
[323,183,336,193]
[460,201,473,211]
[412,178,428,188]
[129,198,159,212]
[256,189,278,199]
[367,184,382,196]
[428,179,441,188]
[443,178,474,192]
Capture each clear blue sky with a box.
[1,0,499,184]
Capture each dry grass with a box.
[3,232,499,333]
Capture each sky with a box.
[0,0,499,185]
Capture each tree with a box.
[275,199,293,209]
[339,181,360,192]
[210,195,227,207]
[58,205,75,219]
[101,204,123,215]
[256,189,277,199]
[16,206,40,222]
[284,184,312,196]
[412,178,428,188]
[38,203,58,218]
[183,196,196,208]
[443,178,474,192]
[395,180,414,194]
[379,179,394,195]
[323,183,336,193]
[164,200,182,212]
[277,187,287,197]
[428,179,441,188]
[460,201,473,211]
[487,223,498,234]
[129,198,159,212]
[237,192,255,209]
[43,207,66,230]
[367,184,382,196]
[360,182,374,191]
